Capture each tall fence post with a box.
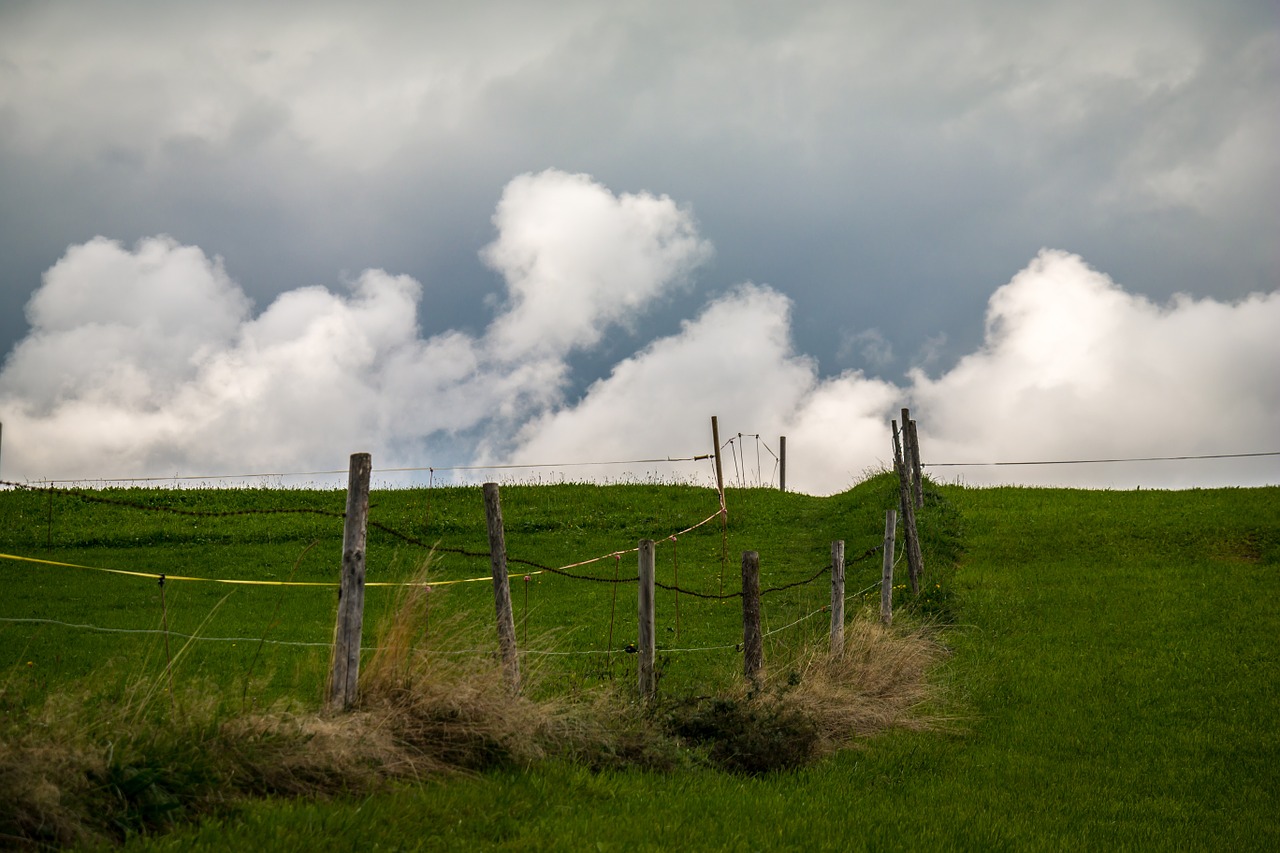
[892,419,923,594]
[638,539,656,700]
[907,416,924,509]
[711,416,726,498]
[329,452,371,711]
[881,509,897,626]
[712,415,729,596]
[742,551,763,684]
[829,540,845,655]
[483,482,521,693]
[779,435,787,492]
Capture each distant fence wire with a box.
[1,440,888,670]
[5,452,715,488]
[721,433,780,489]
[923,450,1280,468]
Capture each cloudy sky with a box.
[0,0,1276,493]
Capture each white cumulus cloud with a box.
[909,250,1280,488]
[0,173,1275,493]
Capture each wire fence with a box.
[0,474,885,667]
[27,417,1256,676]
[1,452,718,489]
[923,450,1280,468]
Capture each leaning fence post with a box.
[742,551,763,684]
[638,539,656,700]
[908,417,924,509]
[483,483,521,693]
[329,452,371,711]
[892,419,923,594]
[881,509,897,626]
[829,540,845,655]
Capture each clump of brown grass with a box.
[772,615,948,751]
[663,613,949,774]
[0,567,950,846]
[353,558,669,773]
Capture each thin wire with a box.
[15,454,716,485]
[0,617,333,647]
[924,450,1280,467]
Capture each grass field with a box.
[2,476,1277,850]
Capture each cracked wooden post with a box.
[829,540,845,655]
[483,482,521,693]
[893,419,923,594]
[329,452,371,711]
[742,551,763,684]
[881,509,897,626]
[907,415,924,510]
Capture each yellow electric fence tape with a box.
[0,552,520,587]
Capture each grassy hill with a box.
[1,477,1276,850]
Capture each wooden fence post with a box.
[483,482,521,693]
[892,419,923,594]
[908,417,924,509]
[829,540,845,654]
[742,551,763,684]
[779,435,787,492]
[712,415,729,596]
[329,452,371,711]
[638,539,656,700]
[711,416,726,498]
[881,509,897,626]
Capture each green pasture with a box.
[1,478,1277,850]
[0,477,929,705]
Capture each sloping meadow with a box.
[0,473,960,847]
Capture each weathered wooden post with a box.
[712,415,729,596]
[329,452,371,711]
[483,482,521,693]
[829,540,846,654]
[900,408,914,474]
[892,419,923,594]
[638,539,656,700]
[779,435,787,492]
[907,417,924,509]
[881,508,897,626]
[711,416,726,499]
[742,551,763,684]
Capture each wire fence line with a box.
[0,452,717,488]
[2,476,862,601]
[721,433,781,490]
[1,452,900,676]
[922,450,1280,467]
[0,576,888,658]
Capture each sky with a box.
[0,0,1277,494]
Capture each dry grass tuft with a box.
[0,566,951,846]
[664,613,949,774]
[774,615,947,751]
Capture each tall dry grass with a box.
[0,563,949,847]
[662,612,949,774]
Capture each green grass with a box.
[1,478,920,705]
[2,478,1277,850]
